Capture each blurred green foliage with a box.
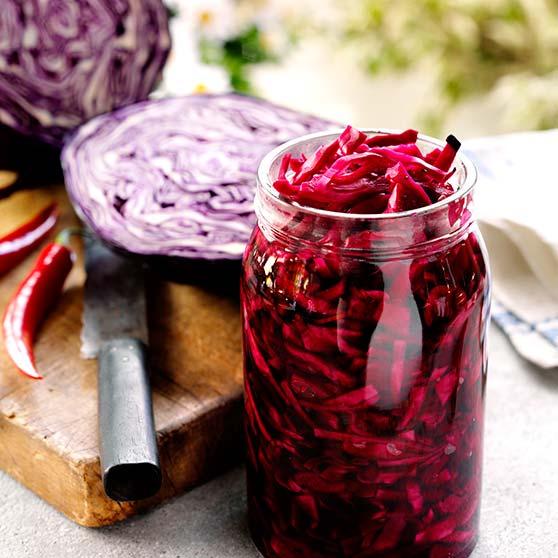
[338,0,558,132]
[200,25,277,93]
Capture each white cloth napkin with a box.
[464,130,558,369]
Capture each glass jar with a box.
[241,130,490,558]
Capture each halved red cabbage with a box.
[242,128,489,557]
[0,0,171,145]
[62,94,333,260]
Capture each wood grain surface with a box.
[0,184,244,526]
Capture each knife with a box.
[82,236,162,501]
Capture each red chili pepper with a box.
[0,203,58,277]
[3,236,75,379]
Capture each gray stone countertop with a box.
[0,325,556,558]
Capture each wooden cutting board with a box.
[0,184,244,526]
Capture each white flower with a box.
[158,0,233,96]
[159,56,230,97]
[190,64,231,94]
[168,0,238,40]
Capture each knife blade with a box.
[83,236,161,501]
[82,238,148,359]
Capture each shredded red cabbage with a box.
[0,0,171,145]
[274,126,459,213]
[62,94,332,260]
[242,127,489,557]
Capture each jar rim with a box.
[257,128,477,221]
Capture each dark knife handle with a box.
[98,338,162,501]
